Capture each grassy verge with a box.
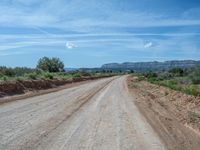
[133,68,200,97]
[0,71,116,81]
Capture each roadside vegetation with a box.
[128,68,200,145]
[0,57,116,81]
[133,66,200,96]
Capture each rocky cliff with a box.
[101,60,200,71]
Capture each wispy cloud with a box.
[0,39,66,51]
[0,33,199,52]
[0,51,27,56]
[66,41,77,49]
[144,42,153,48]
[0,0,200,67]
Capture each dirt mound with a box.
[0,76,111,98]
[0,81,25,96]
[128,76,200,150]
[0,79,70,97]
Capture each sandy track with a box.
[0,76,165,150]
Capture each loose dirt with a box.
[0,76,112,104]
[0,76,165,150]
[127,76,200,150]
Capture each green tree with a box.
[37,57,64,72]
[169,68,184,76]
[50,57,64,72]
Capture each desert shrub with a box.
[40,76,46,80]
[144,71,164,83]
[26,72,38,80]
[169,68,184,77]
[0,67,15,77]
[137,67,200,96]
[183,86,200,96]
[57,72,67,76]
[159,72,173,80]
[187,67,200,84]
[191,76,200,84]
[72,73,81,78]
[159,80,182,91]
[0,66,36,77]
[189,67,200,84]
[13,67,36,76]
[79,71,91,77]
[43,72,54,79]
[2,76,8,81]
[137,75,145,81]
[144,72,158,78]
[16,77,23,81]
[174,77,190,84]
[147,77,161,83]
[188,111,198,123]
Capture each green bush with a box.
[147,77,161,83]
[0,73,3,78]
[159,80,182,91]
[26,72,38,80]
[79,71,91,77]
[136,67,200,97]
[159,72,173,80]
[188,67,200,84]
[2,76,8,81]
[5,69,15,76]
[137,75,145,81]
[144,72,158,78]
[72,73,81,78]
[57,72,67,76]
[191,76,200,84]
[43,73,54,79]
[188,111,198,123]
[169,68,184,77]
[0,66,36,77]
[16,77,23,81]
[183,86,200,96]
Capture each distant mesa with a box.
[101,60,200,71]
[64,68,78,72]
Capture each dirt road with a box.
[0,76,165,150]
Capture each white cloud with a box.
[66,41,77,49]
[0,39,66,51]
[144,42,153,48]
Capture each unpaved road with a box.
[0,76,165,150]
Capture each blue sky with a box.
[0,0,200,68]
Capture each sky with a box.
[0,0,200,68]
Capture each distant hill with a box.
[64,68,78,72]
[101,60,200,71]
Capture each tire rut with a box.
[10,78,115,150]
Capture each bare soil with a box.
[0,76,112,104]
[127,76,200,150]
[0,76,166,150]
[1,75,199,150]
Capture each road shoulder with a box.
[127,76,200,150]
[0,79,103,105]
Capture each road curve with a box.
[0,76,166,150]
